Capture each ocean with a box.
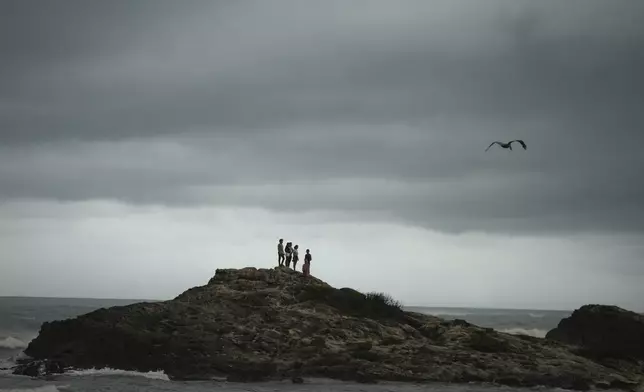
[0,297,571,392]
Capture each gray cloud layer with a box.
[2,0,644,235]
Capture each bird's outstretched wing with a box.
[485,141,500,151]
[510,139,527,150]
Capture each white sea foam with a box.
[65,367,169,381]
[13,352,29,361]
[0,337,28,350]
[412,310,470,317]
[0,386,69,392]
[499,327,548,338]
[0,358,15,375]
[528,313,545,318]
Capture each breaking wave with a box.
[0,386,69,392]
[65,367,169,381]
[0,337,28,350]
[499,327,548,338]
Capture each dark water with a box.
[0,297,572,392]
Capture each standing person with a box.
[302,249,312,277]
[277,239,285,266]
[285,242,293,268]
[292,245,300,270]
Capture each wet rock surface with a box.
[13,267,644,390]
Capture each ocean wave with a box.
[528,313,545,318]
[412,310,470,317]
[0,385,68,392]
[499,327,548,338]
[0,337,28,350]
[11,316,36,321]
[65,367,169,381]
[0,358,15,375]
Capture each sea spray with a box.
[498,327,548,338]
[0,385,69,392]
[0,338,27,351]
[65,368,170,381]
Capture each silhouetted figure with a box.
[292,245,299,270]
[302,249,312,277]
[285,242,293,268]
[277,239,285,266]
[485,139,527,152]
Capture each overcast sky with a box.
[1,0,643,311]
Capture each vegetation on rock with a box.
[297,285,404,321]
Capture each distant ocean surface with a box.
[0,297,571,392]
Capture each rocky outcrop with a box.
[13,267,644,390]
[546,304,644,361]
[13,359,65,378]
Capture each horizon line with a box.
[0,295,575,312]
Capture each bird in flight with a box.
[485,139,527,152]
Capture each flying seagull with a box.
[485,139,527,152]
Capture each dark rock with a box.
[347,341,372,351]
[350,349,380,362]
[546,304,644,360]
[494,376,524,387]
[467,330,511,353]
[309,352,352,367]
[452,319,472,327]
[13,359,65,378]
[291,376,304,383]
[570,378,592,391]
[608,379,640,390]
[380,336,404,345]
[356,372,378,384]
[16,267,644,390]
[310,336,327,348]
[417,323,447,341]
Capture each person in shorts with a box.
[277,239,285,266]
[292,245,300,270]
[285,242,293,268]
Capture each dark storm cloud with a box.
[1,0,644,235]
